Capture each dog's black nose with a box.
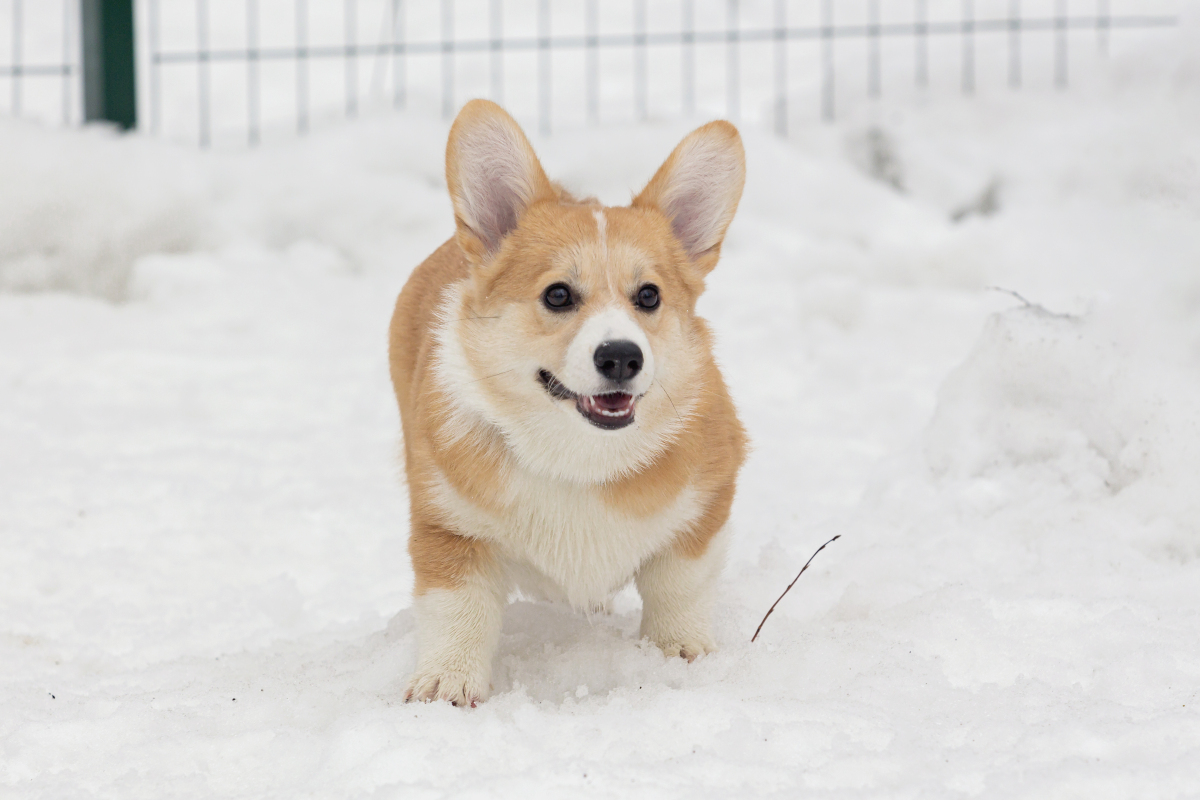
[594,340,643,382]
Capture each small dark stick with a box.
[751,535,841,643]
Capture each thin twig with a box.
[751,534,840,643]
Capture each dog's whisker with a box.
[657,381,683,424]
[468,368,516,385]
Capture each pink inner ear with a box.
[456,123,537,254]
[658,138,741,258]
[466,180,520,253]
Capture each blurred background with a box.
[0,0,1181,143]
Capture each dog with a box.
[388,100,747,706]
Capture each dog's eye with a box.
[635,284,660,311]
[543,283,575,311]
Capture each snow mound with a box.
[0,121,208,300]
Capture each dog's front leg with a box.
[636,525,730,661]
[405,524,504,707]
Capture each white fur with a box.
[430,467,703,608]
[558,305,656,399]
[407,575,506,705]
[636,523,730,659]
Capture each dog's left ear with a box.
[632,121,745,275]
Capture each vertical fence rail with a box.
[61,0,73,123]
[820,0,833,122]
[148,0,159,132]
[681,0,694,117]
[1008,0,1021,89]
[1097,0,1111,55]
[962,0,975,95]
[537,0,549,134]
[11,0,22,116]
[585,0,598,123]
[1055,0,1069,88]
[196,0,210,146]
[489,0,502,105]
[296,0,309,133]
[726,0,739,122]
[345,0,358,117]
[247,0,260,145]
[82,0,136,129]
[392,0,405,109]
[915,0,929,88]
[440,0,453,120]
[772,0,786,137]
[868,0,881,99]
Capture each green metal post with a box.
[82,0,137,130]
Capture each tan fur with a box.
[389,100,747,703]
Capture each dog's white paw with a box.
[651,633,716,662]
[404,666,490,708]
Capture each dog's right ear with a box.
[445,100,556,265]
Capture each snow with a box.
[3,8,1200,799]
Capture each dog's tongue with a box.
[591,393,633,412]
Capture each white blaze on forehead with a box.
[559,305,655,397]
[594,207,615,297]
[594,208,607,255]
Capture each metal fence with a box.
[0,0,80,125]
[0,1,1181,147]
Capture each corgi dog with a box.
[388,100,747,706]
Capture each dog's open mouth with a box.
[538,369,636,430]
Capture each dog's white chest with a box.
[432,468,701,607]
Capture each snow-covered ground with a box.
[3,8,1200,798]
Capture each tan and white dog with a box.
[388,100,747,706]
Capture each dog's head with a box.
[435,100,744,482]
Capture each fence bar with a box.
[441,0,453,119]
[345,0,358,117]
[634,0,647,122]
[773,0,786,136]
[296,0,309,133]
[586,0,598,123]
[537,0,549,134]
[821,0,833,120]
[681,0,694,116]
[1097,0,1110,55]
[490,0,503,104]
[1055,0,1068,88]
[962,0,975,95]
[197,0,210,145]
[11,0,21,115]
[868,0,881,98]
[248,0,261,145]
[392,0,404,108]
[62,0,72,123]
[1008,0,1020,89]
[149,0,160,132]
[726,0,739,122]
[915,0,928,88]
[82,0,137,129]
